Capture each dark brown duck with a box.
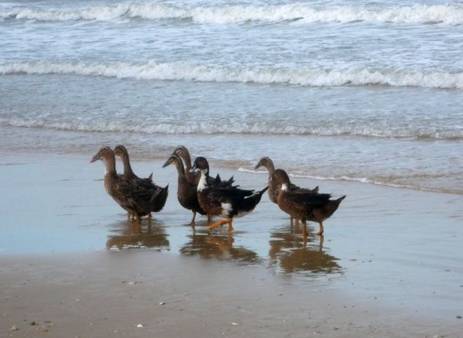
[192,157,268,232]
[163,153,206,224]
[273,169,345,236]
[114,144,168,213]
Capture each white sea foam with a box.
[238,168,419,192]
[1,61,463,90]
[1,116,461,140]
[2,3,463,25]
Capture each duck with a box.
[192,157,268,232]
[172,145,235,188]
[113,145,153,188]
[114,144,169,216]
[273,169,345,236]
[90,147,167,222]
[255,156,318,203]
[114,144,168,214]
[162,153,206,224]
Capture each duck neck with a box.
[121,152,134,177]
[197,170,208,191]
[103,154,117,176]
[264,160,275,174]
[173,158,186,177]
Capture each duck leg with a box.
[227,219,234,233]
[208,219,230,231]
[317,222,324,236]
[190,211,197,225]
[301,220,308,236]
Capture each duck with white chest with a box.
[192,157,268,233]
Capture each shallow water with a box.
[1,153,462,319]
[1,0,463,194]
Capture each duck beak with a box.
[254,162,261,170]
[90,154,99,163]
[162,158,172,168]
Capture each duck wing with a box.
[284,192,332,209]
[289,182,319,194]
[112,179,153,215]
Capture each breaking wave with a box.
[1,61,463,90]
[1,117,462,141]
[1,3,463,25]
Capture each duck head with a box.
[162,154,180,168]
[173,145,192,168]
[254,156,275,173]
[113,144,129,158]
[191,156,210,176]
[90,146,113,163]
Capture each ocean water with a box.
[1,0,462,194]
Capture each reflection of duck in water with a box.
[106,222,169,251]
[269,227,340,274]
[180,230,259,263]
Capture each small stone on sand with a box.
[136,323,143,328]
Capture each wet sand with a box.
[1,152,462,337]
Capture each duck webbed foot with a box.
[208,219,231,232]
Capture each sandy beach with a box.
[1,151,462,338]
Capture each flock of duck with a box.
[91,145,345,236]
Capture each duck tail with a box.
[150,184,169,212]
[324,195,346,218]
[312,186,319,193]
[260,186,269,195]
[240,186,268,213]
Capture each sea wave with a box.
[1,3,463,25]
[1,61,463,90]
[237,168,463,195]
[1,117,462,141]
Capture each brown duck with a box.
[255,156,318,203]
[163,153,206,224]
[192,157,268,232]
[90,147,167,222]
[114,145,168,213]
[255,156,318,225]
[273,169,345,236]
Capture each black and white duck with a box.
[192,157,268,233]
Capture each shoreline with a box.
[0,133,462,196]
